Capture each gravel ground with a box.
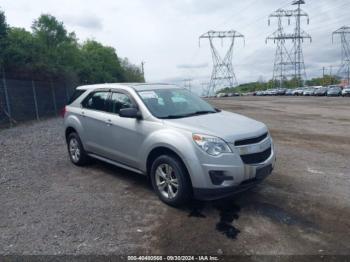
[0,96,349,257]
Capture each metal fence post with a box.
[31,80,40,121]
[2,70,12,126]
[50,80,57,116]
[65,83,70,103]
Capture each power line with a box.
[218,0,293,31]
[214,0,259,29]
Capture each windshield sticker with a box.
[139,91,158,99]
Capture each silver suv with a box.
[64,83,276,206]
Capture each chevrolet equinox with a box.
[63,83,276,206]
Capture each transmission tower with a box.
[332,26,350,85]
[199,30,244,96]
[266,9,295,88]
[290,0,311,87]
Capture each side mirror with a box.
[119,108,142,119]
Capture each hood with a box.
[163,110,267,143]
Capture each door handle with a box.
[106,119,113,126]
[81,111,86,117]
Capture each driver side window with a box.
[109,92,135,114]
[81,91,109,112]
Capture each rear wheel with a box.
[150,155,192,206]
[67,132,90,166]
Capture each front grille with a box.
[240,147,271,165]
[235,132,268,146]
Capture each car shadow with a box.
[83,161,317,239]
[185,196,243,239]
[182,186,318,240]
[88,158,154,192]
[86,159,251,239]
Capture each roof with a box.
[76,83,180,92]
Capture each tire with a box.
[150,154,192,206]
[67,132,90,166]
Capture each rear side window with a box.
[68,89,86,104]
[82,91,110,111]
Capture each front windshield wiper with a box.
[189,110,217,116]
[160,110,217,119]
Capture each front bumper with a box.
[193,164,273,200]
[189,137,276,200]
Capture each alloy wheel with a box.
[69,138,81,163]
[155,164,179,199]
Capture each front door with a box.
[103,91,146,169]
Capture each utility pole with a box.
[330,65,333,84]
[183,78,193,93]
[199,30,244,96]
[266,9,294,88]
[141,61,145,78]
[322,67,325,86]
[291,0,311,87]
[332,26,350,85]
[201,82,210,97]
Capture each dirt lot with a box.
[0,96,350,257]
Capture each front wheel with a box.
[150,155,192,206]
[67,132,90,166]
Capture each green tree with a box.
[0,8,8,68]
[3,28,35,71]
[79,40,124,84]
[32,14,72,48]
[0,11,144,83]
[306,75,340,86]
[31,14,80,75]
[121,58,144,82]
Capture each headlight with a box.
[192,134,232,156]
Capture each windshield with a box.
[137,88,217,119]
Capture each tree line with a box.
[219,76,341,94]
[0,8,144,84]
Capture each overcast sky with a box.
[1,0,349,93]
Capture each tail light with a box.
[60,106,67,118]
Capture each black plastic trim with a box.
[240,147,271,165]
[194,165,273,200]
[234,132,268,146]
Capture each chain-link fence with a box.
[0,73,76,127]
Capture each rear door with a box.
[80,90,112,156]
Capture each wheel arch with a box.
[146,146,193,187]
[65,126,77,142]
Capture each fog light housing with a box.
[209,171,233,185]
